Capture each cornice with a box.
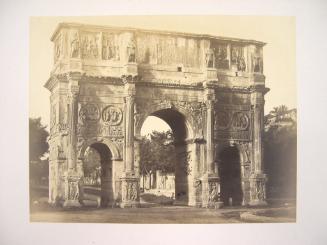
[51,22,266,47]
[136,80,204,90]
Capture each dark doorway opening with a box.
[219,146,243,206]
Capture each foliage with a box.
[29,117,49,185]
[269,105,290,122]
[139,130,177,175]
[264,106,297,199]
[29,117,49,161]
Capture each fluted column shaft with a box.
[206,100,215,174]
[124,95,135,172]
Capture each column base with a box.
[206,201,224,209]
[63,199,82,208]
[120,201,140,208]
[249,200,268,206]
[120,174,140,208]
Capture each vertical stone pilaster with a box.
[125,95,135,172]
[120,76,140,208]
[249,91,267,206]
[202,82,223,208]
[64,73,82,207]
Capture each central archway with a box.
[139,108,192,205]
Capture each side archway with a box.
[78,137,122,161]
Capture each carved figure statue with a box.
[238,56,246,72]
[208,183,219,202]
[243,143,251,163]
[127,39,136,62]
[130,183,137,201]
[69,181,79,200]
[205,49,214,68]
[70,33,80,58]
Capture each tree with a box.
[29,117,49,185]
[139,130,177,175]
[269,105,289,122]
[263,107,297,200]
[29,117,49,161]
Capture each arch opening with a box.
[218,146,243,206]
[83,142,114,207]
[139,108,191,205]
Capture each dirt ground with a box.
[30,204,296,224]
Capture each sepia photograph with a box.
[2,0,327,243]
[29,16,297,224]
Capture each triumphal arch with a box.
[45,23,269,208]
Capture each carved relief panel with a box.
[102,33,120,61]
[80,32,101,59]
[122,181,139,202]
[214,105,252,141]
[231,45,246,72]
[211,42,229,70]
[77,103,123,139]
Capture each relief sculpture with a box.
[81,33,100,59]
[102,106,123,125]
[127,38,136,63]
[231,45,246,72]
[79,104,100,123]
[231,112,249,130]
[70,32,80,58]
[215,44,229,69]
[102,33,120,60]
[208,182,219,202]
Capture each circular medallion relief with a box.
[232,112,249,130]
[215,111,230,130]
[102,106,123,125]
[79,104,100,123]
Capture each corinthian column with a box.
[120,76,139,208]
[249,91,267,206]
[64,74,82,207]
[202,81,223,209]
[253,103,263,173]
[68,82,80,171]
[124,94,135,173]
[206,99,215,173]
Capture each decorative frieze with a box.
[80,32,101,59]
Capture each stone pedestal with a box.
[123,63,138,77]
[120,173,140,208]
[201,174,223,208]
[249,172,267,206]
[63,174,83,208]
[204,68,218,82]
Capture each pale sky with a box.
[30,16,296,133]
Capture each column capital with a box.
[122,74,139,84]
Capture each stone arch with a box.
[215,140,253,206]
[134,102,195,139]
[78,137,121,160]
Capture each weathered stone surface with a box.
[45,23,268,208]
